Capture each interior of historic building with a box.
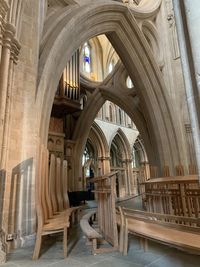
[0,0,200,266]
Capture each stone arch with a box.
[89,122,110,159]
[142,20,164,69]
[133,136,148,165]
[36,1,189,187]
[88,121,110,175]
[110,128,131,161]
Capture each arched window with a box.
[82,42,91,73]
[108,59,115,74]
[119,109,122,124]
[126,76,134,89]
[109,105,113,122]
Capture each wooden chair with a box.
[49,154,81,223]
[32,146,70,260]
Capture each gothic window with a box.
[108,59,115,74]
[126,76,134,88]
[109,105,113,122]
[82,42,91,73]
[119,109,122,124]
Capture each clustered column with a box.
[0,0,21,264]
[0,1,20,169]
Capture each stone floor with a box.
[2,197,200,267]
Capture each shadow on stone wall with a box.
[7,158,35,248]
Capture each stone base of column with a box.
[0,230,7,264]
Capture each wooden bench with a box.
[117,207,200,256]
[80,210,103,255]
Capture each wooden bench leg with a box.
[92,239,97,255]
[123,226,128,256]
[32,233,42,260]
[63,227,68,258]
[119,224,124,253]
[140,238,148,252]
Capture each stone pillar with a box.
[0,0,9,64]
[123,159,133,196]
[0,23,16,165]
[173,0,200,180]
[1,39,20,169]
[98,156,110,175]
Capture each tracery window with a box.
[82,42,91,73]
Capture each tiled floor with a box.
[2,197,200,267]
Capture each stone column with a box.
[124,159,133,195]
[173,0,200,180]
[0,40,20,169]
[0,23,15,165]
[0,0,9,64]
[98,156,110,175]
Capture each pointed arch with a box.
[110,128,132,160]
[36,1,189,186]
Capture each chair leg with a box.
[32,233,42,260]
[63,227,68,258]
[123,226,128,256]
[92,239,97,255]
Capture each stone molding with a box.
[0,0,9,19]
[2,23,16,49]
[11,38,21,63]
[0,22,21,63]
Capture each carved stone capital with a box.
[185,123,192,133]
[0,0,9,20]
[11,38,21,63]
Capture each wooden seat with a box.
[49,154,82,223]
[117,207,200,256]
[32,146,71,260]
[32,204,70,260]
[80,210,103,255]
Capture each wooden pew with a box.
[80,210,103,255]
[117,207,200,256]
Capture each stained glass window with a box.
[83,42,91,73]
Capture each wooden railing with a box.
[144,175,200,218]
